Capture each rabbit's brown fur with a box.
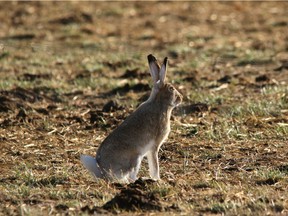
[81,54,182,182]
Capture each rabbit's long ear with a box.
[159,57,168,85]
[147,54,160,84]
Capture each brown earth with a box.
[0,2,288,215]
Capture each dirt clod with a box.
[16,108,27,119]
[108,83,150,95]
[255,74,270,82]
[102,178,163,212]
[20,73,52,81]
[0,2,287,215]
[120,68,147,79]
[102,100,123,112]
[177,103,209,115]
[217,75,232,84]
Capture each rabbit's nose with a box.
[175,93,182,105]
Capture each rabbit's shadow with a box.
[81,178,180,214]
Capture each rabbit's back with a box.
[97,102,168,150]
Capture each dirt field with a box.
[0,2,288,215]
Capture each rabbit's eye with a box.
[168,86,174,92]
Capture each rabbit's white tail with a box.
[80,155,102,178]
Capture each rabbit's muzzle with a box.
[174,90,182,107]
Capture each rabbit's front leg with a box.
[147,150,160,180]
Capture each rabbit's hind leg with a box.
[106,155,142,182]
[104,168,129,183]
[128,156,142,182]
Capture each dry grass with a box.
[0,2,288,215]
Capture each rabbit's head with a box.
[155,83,182,108]
[147,54,182,108]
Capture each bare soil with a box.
[0,2,288,215]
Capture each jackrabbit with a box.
[80,54,182,182]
